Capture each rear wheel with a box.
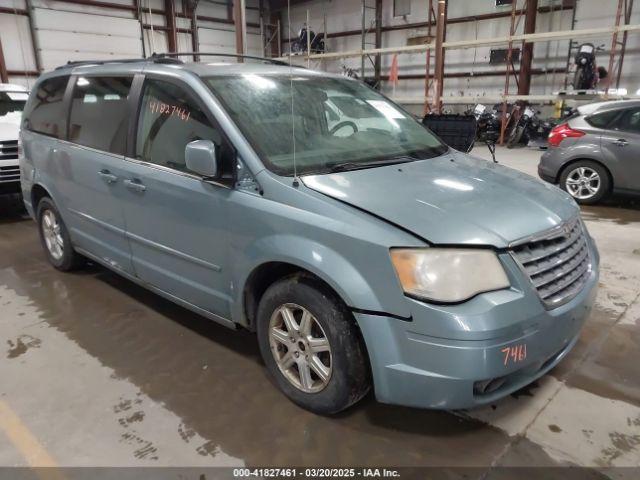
[36,197,84,271]
[507,125,525,148]
[256,274,370,414]
[559,160,610,205]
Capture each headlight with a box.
[390,248,510,303]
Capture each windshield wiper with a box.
[327,156,415,173]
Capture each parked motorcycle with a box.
[291,26,325,54]
[469,104,505,162]
[572,43,608,90]
[341,65,359,79]
[472,104,503,144]
[506,104,556,149]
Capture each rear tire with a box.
[256,273,370,414]
[559,160,610,205]
[36,197,84,271]
[507,125,525,148]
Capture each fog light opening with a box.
[473,376,507,396]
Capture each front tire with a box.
[559,160,610,205]
[36,197,84,271]
[256,274,370,414]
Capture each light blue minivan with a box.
[20,56,598,414]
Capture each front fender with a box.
[230,233,405,326]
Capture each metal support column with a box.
[306,9,311,68]
[186,0,200,61]
[234,0,246,58]
[563,1,578,90]
[433,0,447,114]
[616,0,634,88]
[25,0,43,73]
[518,0,538,95]
[164,0,178,52]
[374,0,382,85]
[0,36,9,83]
[499,1,526,144]
[606,0,634,91]
[360,0,377,80]
[423,0,436,114]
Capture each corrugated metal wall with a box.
[1,0,638,104]
[282,0,640,106]
[0,0,263,88]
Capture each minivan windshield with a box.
[0,91,28,121]
[205,75,447,176]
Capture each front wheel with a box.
[573,67,587,90]
[256,274,370,414]
[559,161,610,205]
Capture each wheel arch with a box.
[243,262,340,330]
[232,235,400,331]
[557,157,614,190]
[30,183,53,211]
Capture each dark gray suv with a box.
[539,100,640,204]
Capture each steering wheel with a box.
[330,121,358,136]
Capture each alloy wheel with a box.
[42,210,64,260]
[268,303,332,393]
[565,166,601,200]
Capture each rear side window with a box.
[585,109,620,129]
[68,76,134,155]
[612,107,640,133]
[23,76,70,138]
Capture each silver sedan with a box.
[539,100,640,204]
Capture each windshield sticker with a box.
[149,101,191,121]
[366,100,404,119]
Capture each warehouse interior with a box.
[1,0,640,477]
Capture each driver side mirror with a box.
[185,140,219,178]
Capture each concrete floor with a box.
[0,146,639,472]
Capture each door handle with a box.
[98,170,118,184]
[613,138,629,147]
[124,179,146,192]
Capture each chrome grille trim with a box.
[510,216,592,309]
[0,140,19,160]
[0,165,20,183]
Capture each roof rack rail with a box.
[54,52,294,71]
[149,52,294,67]
[55,59,144,70]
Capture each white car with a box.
[1,84,28,198]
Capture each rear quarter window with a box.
[585,109,620,129]
[22,76,70,138]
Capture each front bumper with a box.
[355,244,599,410]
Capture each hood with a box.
[0,113,21,142]
[302,151,579,248]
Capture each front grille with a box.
[510,217,591,308]
[0,140,18,160]
[0,165,20,183]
